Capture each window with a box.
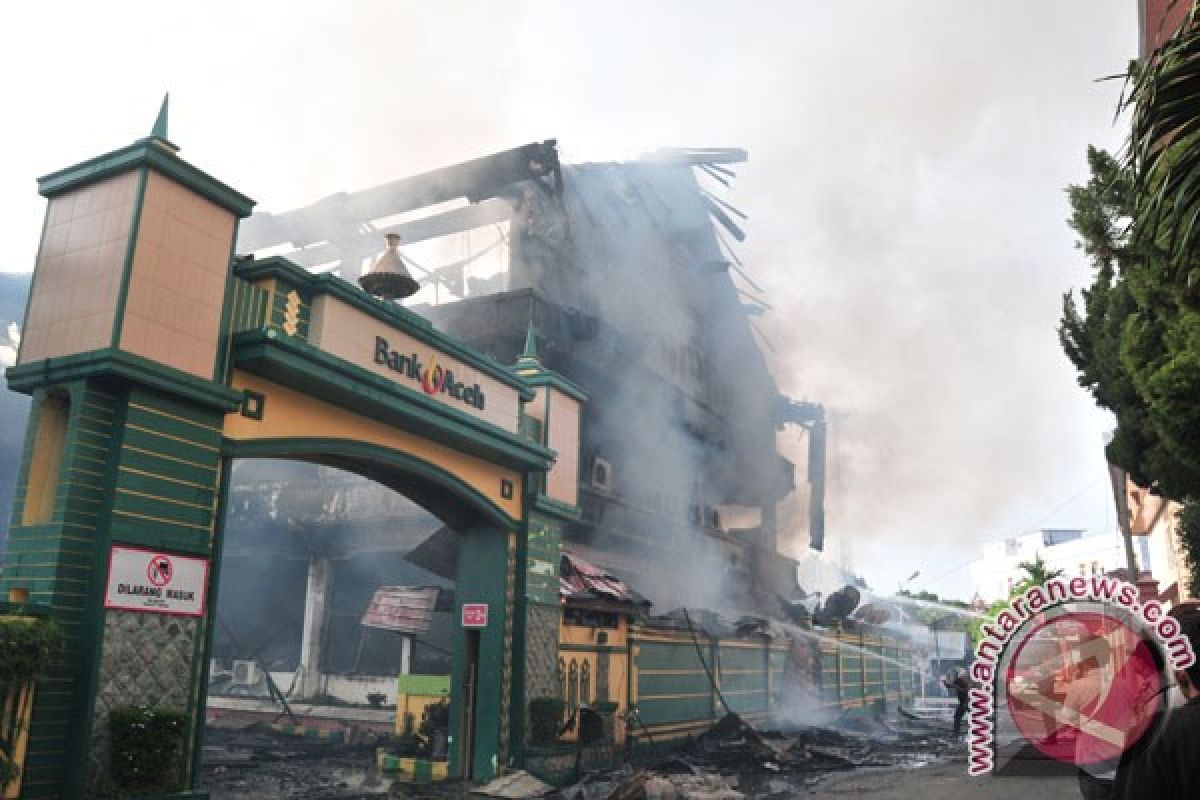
[567,660,579,718]
[564,608,619,628]
[591,458,612,490]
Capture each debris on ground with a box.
[200,708,961,799]
[555,710,962,800]
[200,723,401,799]
[473,770,556,798]
[694,713,782,764]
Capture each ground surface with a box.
[200,760,1086,800]
[200,726,395,799]
[801,762,1078,799]
[199,719,1090,800]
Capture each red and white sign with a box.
[104,545,208,617]
[462,603,489,628]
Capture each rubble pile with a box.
[553,712,960,800]
[200,711,959,799]
[201,724,394,799]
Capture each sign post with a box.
[462,603,488,628]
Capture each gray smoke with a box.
[0,0,1136,606]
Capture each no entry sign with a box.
[462,603,488,628]
[104,545,208,617]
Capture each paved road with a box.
[802,759,1081,800]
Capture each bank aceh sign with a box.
[374,336,487,411]
[103,545,208,617]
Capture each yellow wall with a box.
[21,394,69,526]
[395,693,450,735]
[558,617,629,744]
[225,371,524,520]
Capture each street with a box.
[803,761,1077,800]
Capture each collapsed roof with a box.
[559,550,650,610]
[237,139,823,613]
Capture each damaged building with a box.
[211,140,833,713]
[0,111,926,798]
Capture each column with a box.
[298,555,331,699]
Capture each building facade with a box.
[968,528,1128,603]
[236,142,820,615]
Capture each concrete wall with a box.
[258,671,399,704]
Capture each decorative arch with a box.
[224,436,519,531]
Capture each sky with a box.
[0,1,1136,600]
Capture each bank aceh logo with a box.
[373,336,486,410]
[421,355,447,396]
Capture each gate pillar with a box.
[1,104,252,797]
[509,325,587,766]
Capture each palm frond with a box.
[1128,3,1200,264]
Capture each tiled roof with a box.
[559,550,648,607]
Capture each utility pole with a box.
[1108,463,1140,581]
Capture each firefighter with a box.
[942,667,970,736]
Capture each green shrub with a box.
[0,617,64,682]
[529,696,564,744]
[0,616,63,789]
[108,706,188,794]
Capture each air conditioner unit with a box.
[707,506,721,529]
[591,458,612,491]
[231,660,260,687]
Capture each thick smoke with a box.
[0,0,1136,605]
[543,161,781,613]
[215,459,454,682]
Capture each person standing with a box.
[942,668,969,736]
[1113,604,1200,800]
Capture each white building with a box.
[968,528,1128,604]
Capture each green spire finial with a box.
[521,320,538,361]
[151,93,169,140]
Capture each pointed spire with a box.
[151,93,169,140]
[142,93,179,153]
[521,320,539,361]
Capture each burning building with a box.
[232,140,827,626]
[0,109,918,797]
[200,140,837,754]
